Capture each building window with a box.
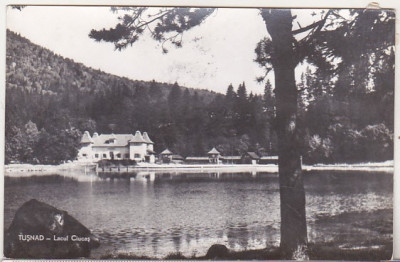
[124,153,129,159]
[103,153,107,158]
[105,139,115,144]
[116,153,121,158]
[134,153,141,158]
[82,154,87,157]
[95,154,99,158]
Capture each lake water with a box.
[4,170,393,258]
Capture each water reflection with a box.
[4,170,392,258]
[92,171,278,182]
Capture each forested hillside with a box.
[5,30,275,164]
[5,29,393,164]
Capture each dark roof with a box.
[92,134,134,147]
[160,149,173,155]
[80,131,93,144]
[142,132,154,144]
[246,152,260,159]
[207,147,220,155]
[130,131,146,143]
[172,154,184,160]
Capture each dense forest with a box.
[5,29,393,164]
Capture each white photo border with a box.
[0,0,399,260]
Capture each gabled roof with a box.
[129,131,146,143]
[171,154,184,160]
[160,149,173,155]
[246,152,260,159]
[142,132,154,144]
[207,147,220,155]
[80,131,93,144]
[92,134,134,147]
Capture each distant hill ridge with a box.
[6,29,241,163]
[6,29,217,101]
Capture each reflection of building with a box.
[77,131,155,163]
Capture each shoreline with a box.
[4,160,394,177]
[96,208,392,260]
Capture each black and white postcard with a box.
[2,3,397,260]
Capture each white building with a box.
[77,131,155,163]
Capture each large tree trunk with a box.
[261,9,308,259]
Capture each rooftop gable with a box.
[80,131,93,144]
[143,132,154,144]
[130,131,146,143]
[207,147,220,155]
[160,149,173,155]
[246,152,260,159]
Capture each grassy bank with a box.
[100,243,392,260]
[99,208,392,260]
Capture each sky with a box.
[7,6,317,94]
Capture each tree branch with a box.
[133,9,174,31]
[256,67,273,83]
[293,10,333,65]
[294,10,333,39]
[292,19,325,35]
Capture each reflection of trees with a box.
[227,223,249,250]
[185,232,193,246]
[150,232,160,255]
[237,224,250,250]
[171,228,182,252]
